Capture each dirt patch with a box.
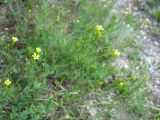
[114,0,160,117]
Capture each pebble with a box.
[155,80,160,85]
[154,41,159,46]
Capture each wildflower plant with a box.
[4,79,11,86]
[32,47,41,60]
[122,10,129,15]
[0,0,149,119]
[95,24,104,38]
[36,47,41,53]
[113,49,120,57]
[32,52,40,60]
[12,36,18,44]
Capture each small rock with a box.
[154,41,159,46]
[155,80,160,85]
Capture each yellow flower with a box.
[12,36,18,44]
[144,18,151,24]
[36,47,41,53]
[32,53,39,60]
[122,10,129,15]
[120,82,124,86]
[76,19,80,23]
[28,9,32,13]
[96,25,104,32]
[113,49,120,57]
[4,79,11,86]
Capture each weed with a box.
[0,0,149,119]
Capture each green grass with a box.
[0,0,150,119]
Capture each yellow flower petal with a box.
[4,79,11,86]
[36,47,41,53]
[122,10,129,15]
[12,36,18,44]
[96,25,104,32]
[32,53,39,60]
[113,49,120,57]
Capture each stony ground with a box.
[115,0,160,115]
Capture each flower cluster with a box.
[32,47,41,60]
[122,10,129,15]
[95,24,104,38]
[4,79,11,86]
[12,36,18,44]
[113,49,120,57]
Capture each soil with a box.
[115,0,160,117]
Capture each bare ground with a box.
[115,0,160,117]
